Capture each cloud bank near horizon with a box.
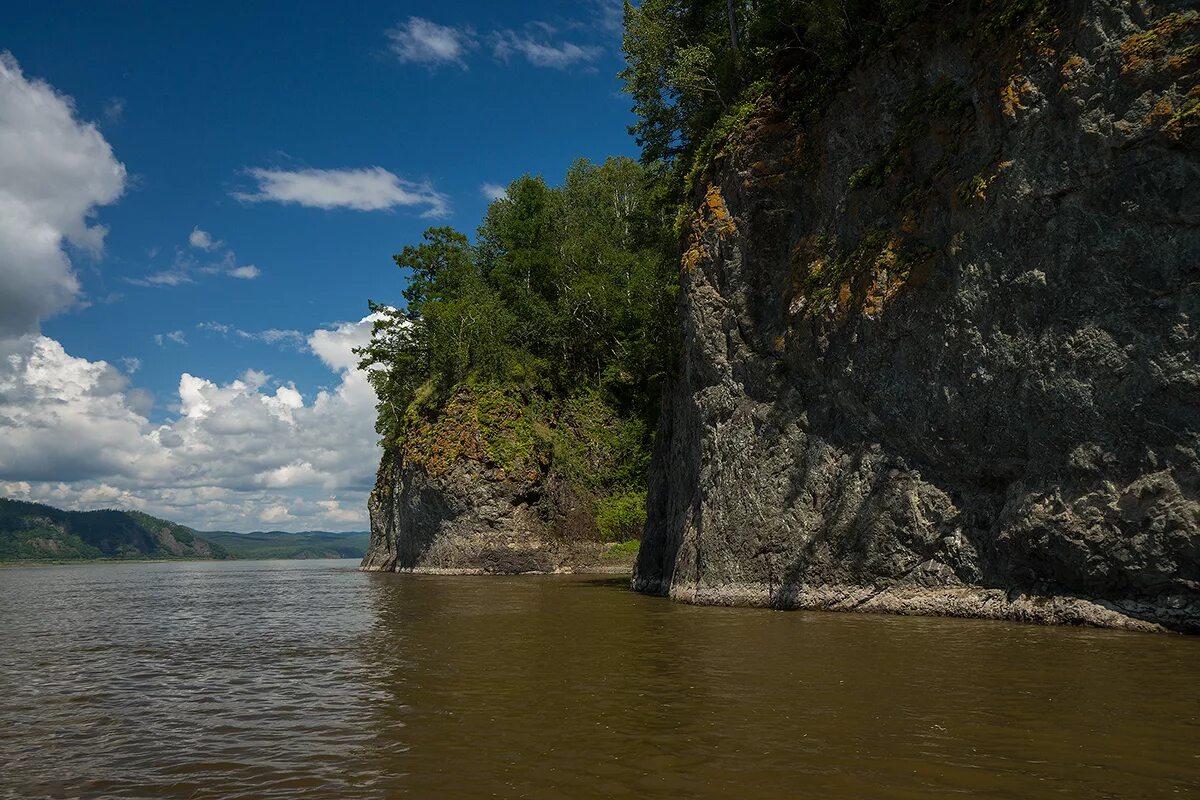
[0,53,379,531]
[0,316,381,531]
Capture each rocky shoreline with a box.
[631,576,1197,634]
[363,562,634,575]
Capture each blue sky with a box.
[0,1,637,530]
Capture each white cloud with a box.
[130,234,261,286]
[492,28,603,69]
[317,498,363,524]
[480,182,508,202]
[120,356,141,374]
[386,17,475,68]
[228,264,260,280]
[198,322,306,349]
[134,268,193,287]
[103,97,125,123]
[594,0,624,33]
[309,316,377,372]
[385,10,616,73]
[0,52,126,338]
[234,166,449,217]
[188,226,220,250]
[0,314,384,531]
[261,504,293,524]
[0,336,166,483]
[0,56,367,532]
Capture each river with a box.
[1,559,1197,798]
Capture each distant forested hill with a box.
[201,530,369,560]
[0,499,230,562]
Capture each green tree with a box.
[358,157,675,445]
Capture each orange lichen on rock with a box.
[859,236,910,319]
[682,184,737,272]
[1145,95,1176,127]
[790,229,925,323]
[704,185,737,236]
[1059,54,1085,90]
[1163,83,1200,142]
[404,395,490,479]
[1120,11,1198,74]
[1001,75,1035,117]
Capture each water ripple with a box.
[1,562,1198,799]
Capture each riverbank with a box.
[361,543,638,575]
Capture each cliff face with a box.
[635,2,1200,632]
[362,388,635,573]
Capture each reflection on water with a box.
[1,560,1198,799]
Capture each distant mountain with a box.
[0,499,230,562]
[201,530,369,560]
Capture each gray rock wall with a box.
[362,454,611,573]
[635,1,1200,632]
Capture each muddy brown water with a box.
[1,559,1197,799]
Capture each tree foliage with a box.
[357,157,676,444]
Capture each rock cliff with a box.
[362,388,637,573]
[634,1,1200,632]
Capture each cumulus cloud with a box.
[309,316,377,371]
[233,167,449,217]
[480,182,508,201]
[0,315,384,530]
[0,52,126,338]
[491,26,604,69]
[154,330,187,347]
[386,17,475,68]
[316,498,363,525]
[0,336,166,483]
